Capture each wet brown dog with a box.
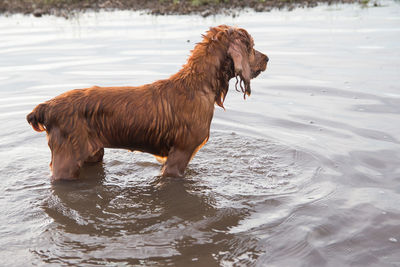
[27,25,268,181]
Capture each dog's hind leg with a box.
[47,128,86,181]
[51,148,82,181]
[85,148,104,163]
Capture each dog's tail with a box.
[27,103,48,132]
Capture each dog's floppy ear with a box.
[228,33,251,97]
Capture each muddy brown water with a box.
[1,2,400,266]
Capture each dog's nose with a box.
[265,55,269,63]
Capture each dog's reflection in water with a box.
[47,163,216,233]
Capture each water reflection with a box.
[36,161,264,265]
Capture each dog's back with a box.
[27,83,207,157]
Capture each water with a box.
[1,1,400,266]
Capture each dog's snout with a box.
[265,55,269,63]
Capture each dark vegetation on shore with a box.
[1,0,367,18]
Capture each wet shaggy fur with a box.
[27,25,268,181]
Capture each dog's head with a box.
[194,25,268,107]
[224,26,268,98]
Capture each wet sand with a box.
[0,1,400,266]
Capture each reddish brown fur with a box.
[27,25,268,181]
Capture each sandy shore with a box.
[0,0,363,18]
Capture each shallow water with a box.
[1,1,400,266]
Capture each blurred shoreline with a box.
[0,0,365,18]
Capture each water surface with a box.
[1,2,400,266]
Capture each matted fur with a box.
[27,25,268,181]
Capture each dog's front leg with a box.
[161,147,193,178]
